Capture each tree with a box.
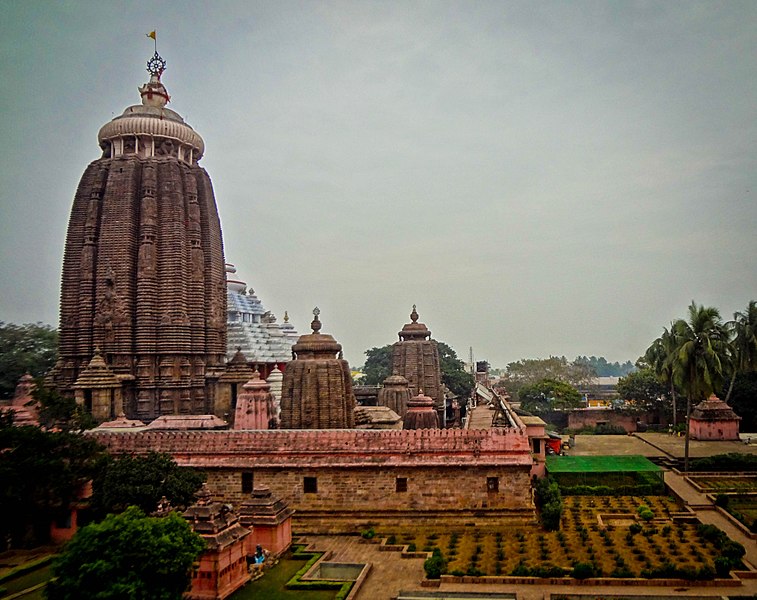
[360,345,394,385]
[46,506,205,600]
[0,322,58,400]
[725,372,757,431]
[91,452,205,520]
[32,380,96,432]
[518,379,581,414]
[724,300,757,404]
[644,327,680,425]
[574,356,635,377]
[0,422,105,546]
[504,356,594,400]
[616,368,669,416]
[436,341,474,399]
[672,302,731,471]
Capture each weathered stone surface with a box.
[403,391,439,430]
[280,309,355,429]
[184,484,250,600]
[391,306,443,419]
[92,427,534,530]
[53,55,226,423]
[233,371,276,430]
[377,375,411,417]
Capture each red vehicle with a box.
[545,432,563,455]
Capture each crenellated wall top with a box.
[91,427,533,469]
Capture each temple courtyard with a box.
[265,427,757,600]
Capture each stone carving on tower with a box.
[279,308,356,429]
[391,305,444,425]
[53,48,226,422]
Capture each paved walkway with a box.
[296,534,426,600]
[467,403,496,429]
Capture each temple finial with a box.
[410,304,419,324]
[284,311,289,323]
[311,307,322,333]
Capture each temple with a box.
[225,263,298,376]
[689,394,741,441]
[391,306,444,424]
[51,49,227,422]
[279,309,356,429]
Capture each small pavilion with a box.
[689,394,741,441]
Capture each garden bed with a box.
[380,496,741,581]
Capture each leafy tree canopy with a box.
[725,372,757,431]
[0,422,105,546]
[360,345,393,385]
[0,322,58,400]
[503,356,594,400]
[437,341,475,398]
[91,451,205,520]
[574,355,635,377]
[518,379,582,414]
[616,368,669,414]
[46,506,205,600]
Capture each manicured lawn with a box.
[229,550,338,600]
[383,496,729,579]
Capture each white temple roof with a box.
[226,264,298,363]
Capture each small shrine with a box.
[689,394,741,441]
[280,308,356,429]
[238,486,294,558]
[377,374,411,417]
[233,371,277,430]
[403,390,440,430]
[184,484,250,600]
[72,350,123,422]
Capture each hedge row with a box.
[285,546,353,599]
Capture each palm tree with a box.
[724,300,757,404]
[672,302,731,472]
[644,326,679,425]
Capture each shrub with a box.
[361,528,375,539]
[407,543,416,552]
[386,534,396,545]
[423,550,446,579]
[639,509,654,521]
[715,494,730,508]
[571,562,597,579]
[628,523,642,535]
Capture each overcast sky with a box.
[1,1,755,369]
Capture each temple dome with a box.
[97,52,205,162]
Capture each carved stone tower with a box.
[53,50,226,421]
[391,305,444,424]
[279,308,356,429]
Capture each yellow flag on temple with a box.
[146,31,156,40]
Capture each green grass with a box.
[229,550,338,600]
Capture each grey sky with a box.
[1,1,755,369]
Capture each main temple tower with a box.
[52,50,227,421]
